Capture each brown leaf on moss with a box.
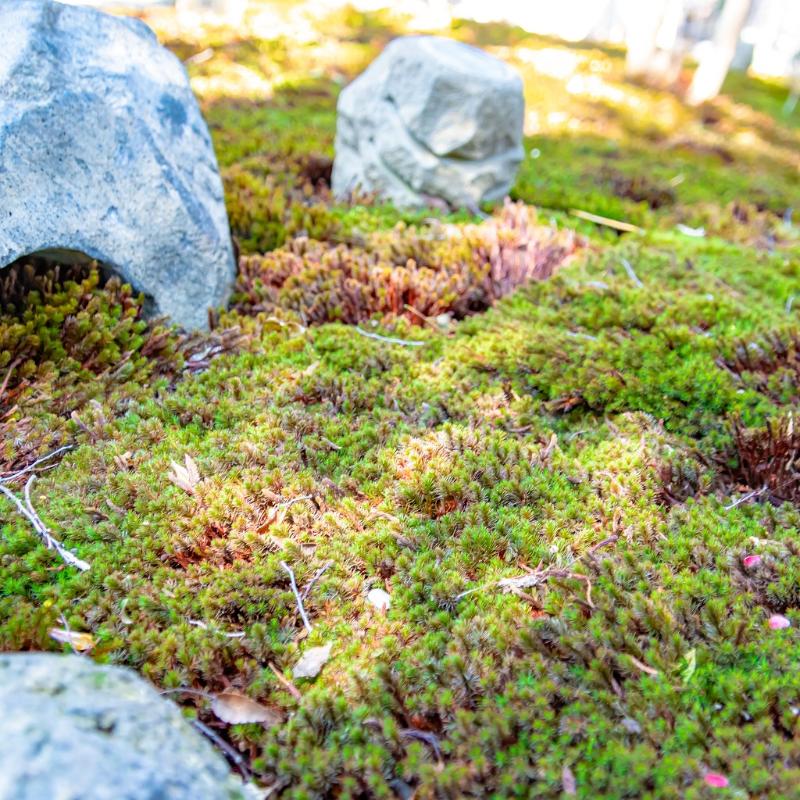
[211,691,282,726]
[168,455,201,495]
[48,628,96,652]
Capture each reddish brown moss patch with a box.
[234,201,580,325]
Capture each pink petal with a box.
[704,773,729,788]
[743,555,761,568]
[769,614,791,630]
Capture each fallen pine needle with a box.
[354,327,426,347]
[268,661,302,701]
[628,655,660,676]
[570,209,643,234]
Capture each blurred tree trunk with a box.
[624,0,686,87]
[687,0,753,105]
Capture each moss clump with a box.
[234,201,579,324]
[1,9,800,800]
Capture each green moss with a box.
[1,11,800,800]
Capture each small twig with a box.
[184,47,214,66]
[403,304,440,330]
[159,687,215,700]
[724,486,767,510]
[588,535,619,555]
[320,437,341,451]
[0,358,21,405]
[620,258,644,288]
[457,566,594,604]
[0,477,89,570]
[191,719,252,781]
[400,728,443,760]
[58,612,80,656]
[268,661,302,701]
[570,208,643,234]
[187,620,244,638]
[0,445,74,484]
[627,655,659,676]
[280,561,313,633]
[355,327,426,347]
[278,494,313,509]
[786,295,796,314]
[301,560,333,602]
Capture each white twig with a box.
[787,295,796,314]
[57,613,82,656]
[355,327,426,347]
[301,560,333,601]
[184,47,214,66]
[0,477,90,571]
[455,566,588,601]
[278,494,313,509]
[724,486,767,510]
[0,445,73,484]
[281,561,313,633]
[621,258,643,288]
[191,719,252,781]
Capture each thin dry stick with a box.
[57,612,81,656]
[403,304,441,330]
[620,258,644,288]
[355,327,426,347]
[570,208,643,234]
[0,445,74,483]
[268,661,302,701]
[301,560,333,602]
[191,719,252,781]
[0,477,89,570]
[278,494,313,509]
[456,566,590,602]
[0,358,21,404]
[724,486,767,510]
[280,561,312,633]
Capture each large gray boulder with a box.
[0,653,246,800]
[0,0,235,330]
[332,36,525,210]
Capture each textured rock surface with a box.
[332,36,525,209]
[0,653,245,800]
[0,0,235,330]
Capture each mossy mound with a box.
[2,8,800,799]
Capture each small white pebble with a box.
[367,588,391,611]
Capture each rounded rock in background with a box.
[0,0,236,330]
[0,653,246,800]
[332,35,525,210]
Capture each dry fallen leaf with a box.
[293,643,332,679]
[48,628,96,652]
[366,588,391,611]
[168,455,201,494]
[211,691,282,726]
[562,764,577,796]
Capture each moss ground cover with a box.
[1,6,800,798]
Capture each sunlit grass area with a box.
[2,4,800,798]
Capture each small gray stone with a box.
[0,0,236,330]
[332,35,525,210]
[0,653,246,800]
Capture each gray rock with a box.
[332,36,525,210]
[0,652,246,800]
[0,0,235,330]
